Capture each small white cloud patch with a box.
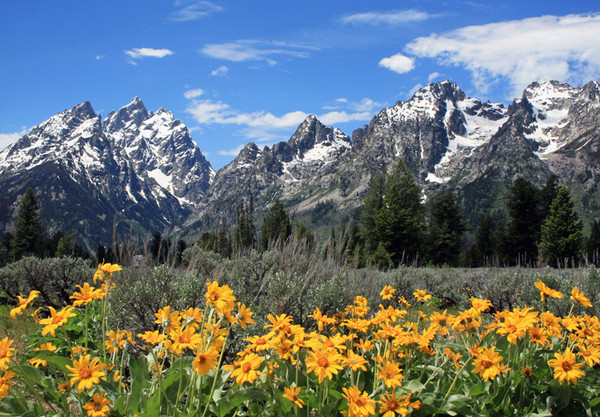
[379,53,415,74]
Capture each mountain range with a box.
[1,80,599,250]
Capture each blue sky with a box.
[2,1,600,169]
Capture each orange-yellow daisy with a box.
[65,354,106,392]
[82,391,111,417]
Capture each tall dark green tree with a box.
[359,172,386,254]
[538,174,560,221]
[539,187,583,267]
[506,177,540,265]
[367,161,425,265]
[10,187,44,261]
[472,214,496,266]
[259,198,291,250]
[584,220,600,265]
[427,190,468,266]
[233,199,256,252]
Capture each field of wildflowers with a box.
[1,263,600,416]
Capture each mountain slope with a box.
[0,99,213,250]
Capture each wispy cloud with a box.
[403,13,600,96]
[0,127,28,149]
[379,53,415,74]
[341,9,435,26]
[124,48,174,64]
[200,40,316,64]
[183,88,205,99]
[210,66,229,76]
[185,92,376,153]
[169,1,223,22]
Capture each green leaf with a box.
[32,351,72,370]
[403,379,426,393]
[468,383,487,397]
[217,388,269,417]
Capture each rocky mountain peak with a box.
[103,97,150,133]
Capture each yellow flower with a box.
[534,281,563,301]
[0,338,15,371]
[548,348,585,384]
[65,354,106,392]
[343,350,368,372]
[378,391,420,417]
[105,329,129,355]
[34,342,57,352]
[230,353,262,385]
[192,348,220,376]
[570,287,592,308]
[236,302,255,329]
[305,348,344,383]
[93,262,122,283]
[444,347,463,369]
[205,280,236,315]
[413,289,432,303]
[71,346,88,357]
[82,391,111,417]
[39,306,77,336]
[377,360,404,388]
[0,370,16,400]
[283,385,304,408]
[138,330,167,346]
[342,385,375,417]
[28,358,47,368]
[380,285,396,301]
[169,326,202,354]
[9,290,40,318]
[71,283,103,306]
[471,346,509,381]
[576,343,600,367]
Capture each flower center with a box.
[317,357,329,368]
[94,403,103,411]
[242,362,252,373]
[80,367,92,379]
[561,361,572,372]
[480,360,492,369]
[52,316,63,324]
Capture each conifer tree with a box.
[473,214,496,266]
[233,199,255,252]
[359,172,386,253]
[10,187,44,261]
[259,198,291,250]
[584,220,600,265]
[506,177,540,265]
[427,190,468,266]
[539,187,583,267]
[373,162,425,265]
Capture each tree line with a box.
[3,167,600,270]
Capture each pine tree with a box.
[359,172,386,253]
[473,214,496,266]
[10,187,44,261]
[584,220,600,265]
[55,230,75,257]
[233,199,255,253]
[373,162,425,265]
[259,198,291,250]
[539,187,583,267]
[506,177,540,265]
[427,190,468,266]
[538,174,560,221]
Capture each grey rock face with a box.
[0,98,213,249]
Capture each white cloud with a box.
[169,1,223,22]
[218,144,247,156]
[379,53,415,74]
[408,83,424,98]
[183,88,205,99]
[404,13,600,95]
[95,55,105,61]
[0,127,28,149]
[200,40,314,64]
[124,48,174,64]
[428,72,443,82]
[210,66,229,76]
[341,10,434,26]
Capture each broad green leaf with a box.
[468,383,487,397]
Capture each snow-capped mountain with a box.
[185,115,352,231]
[0,98,213,249]
[186,79,600,234]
